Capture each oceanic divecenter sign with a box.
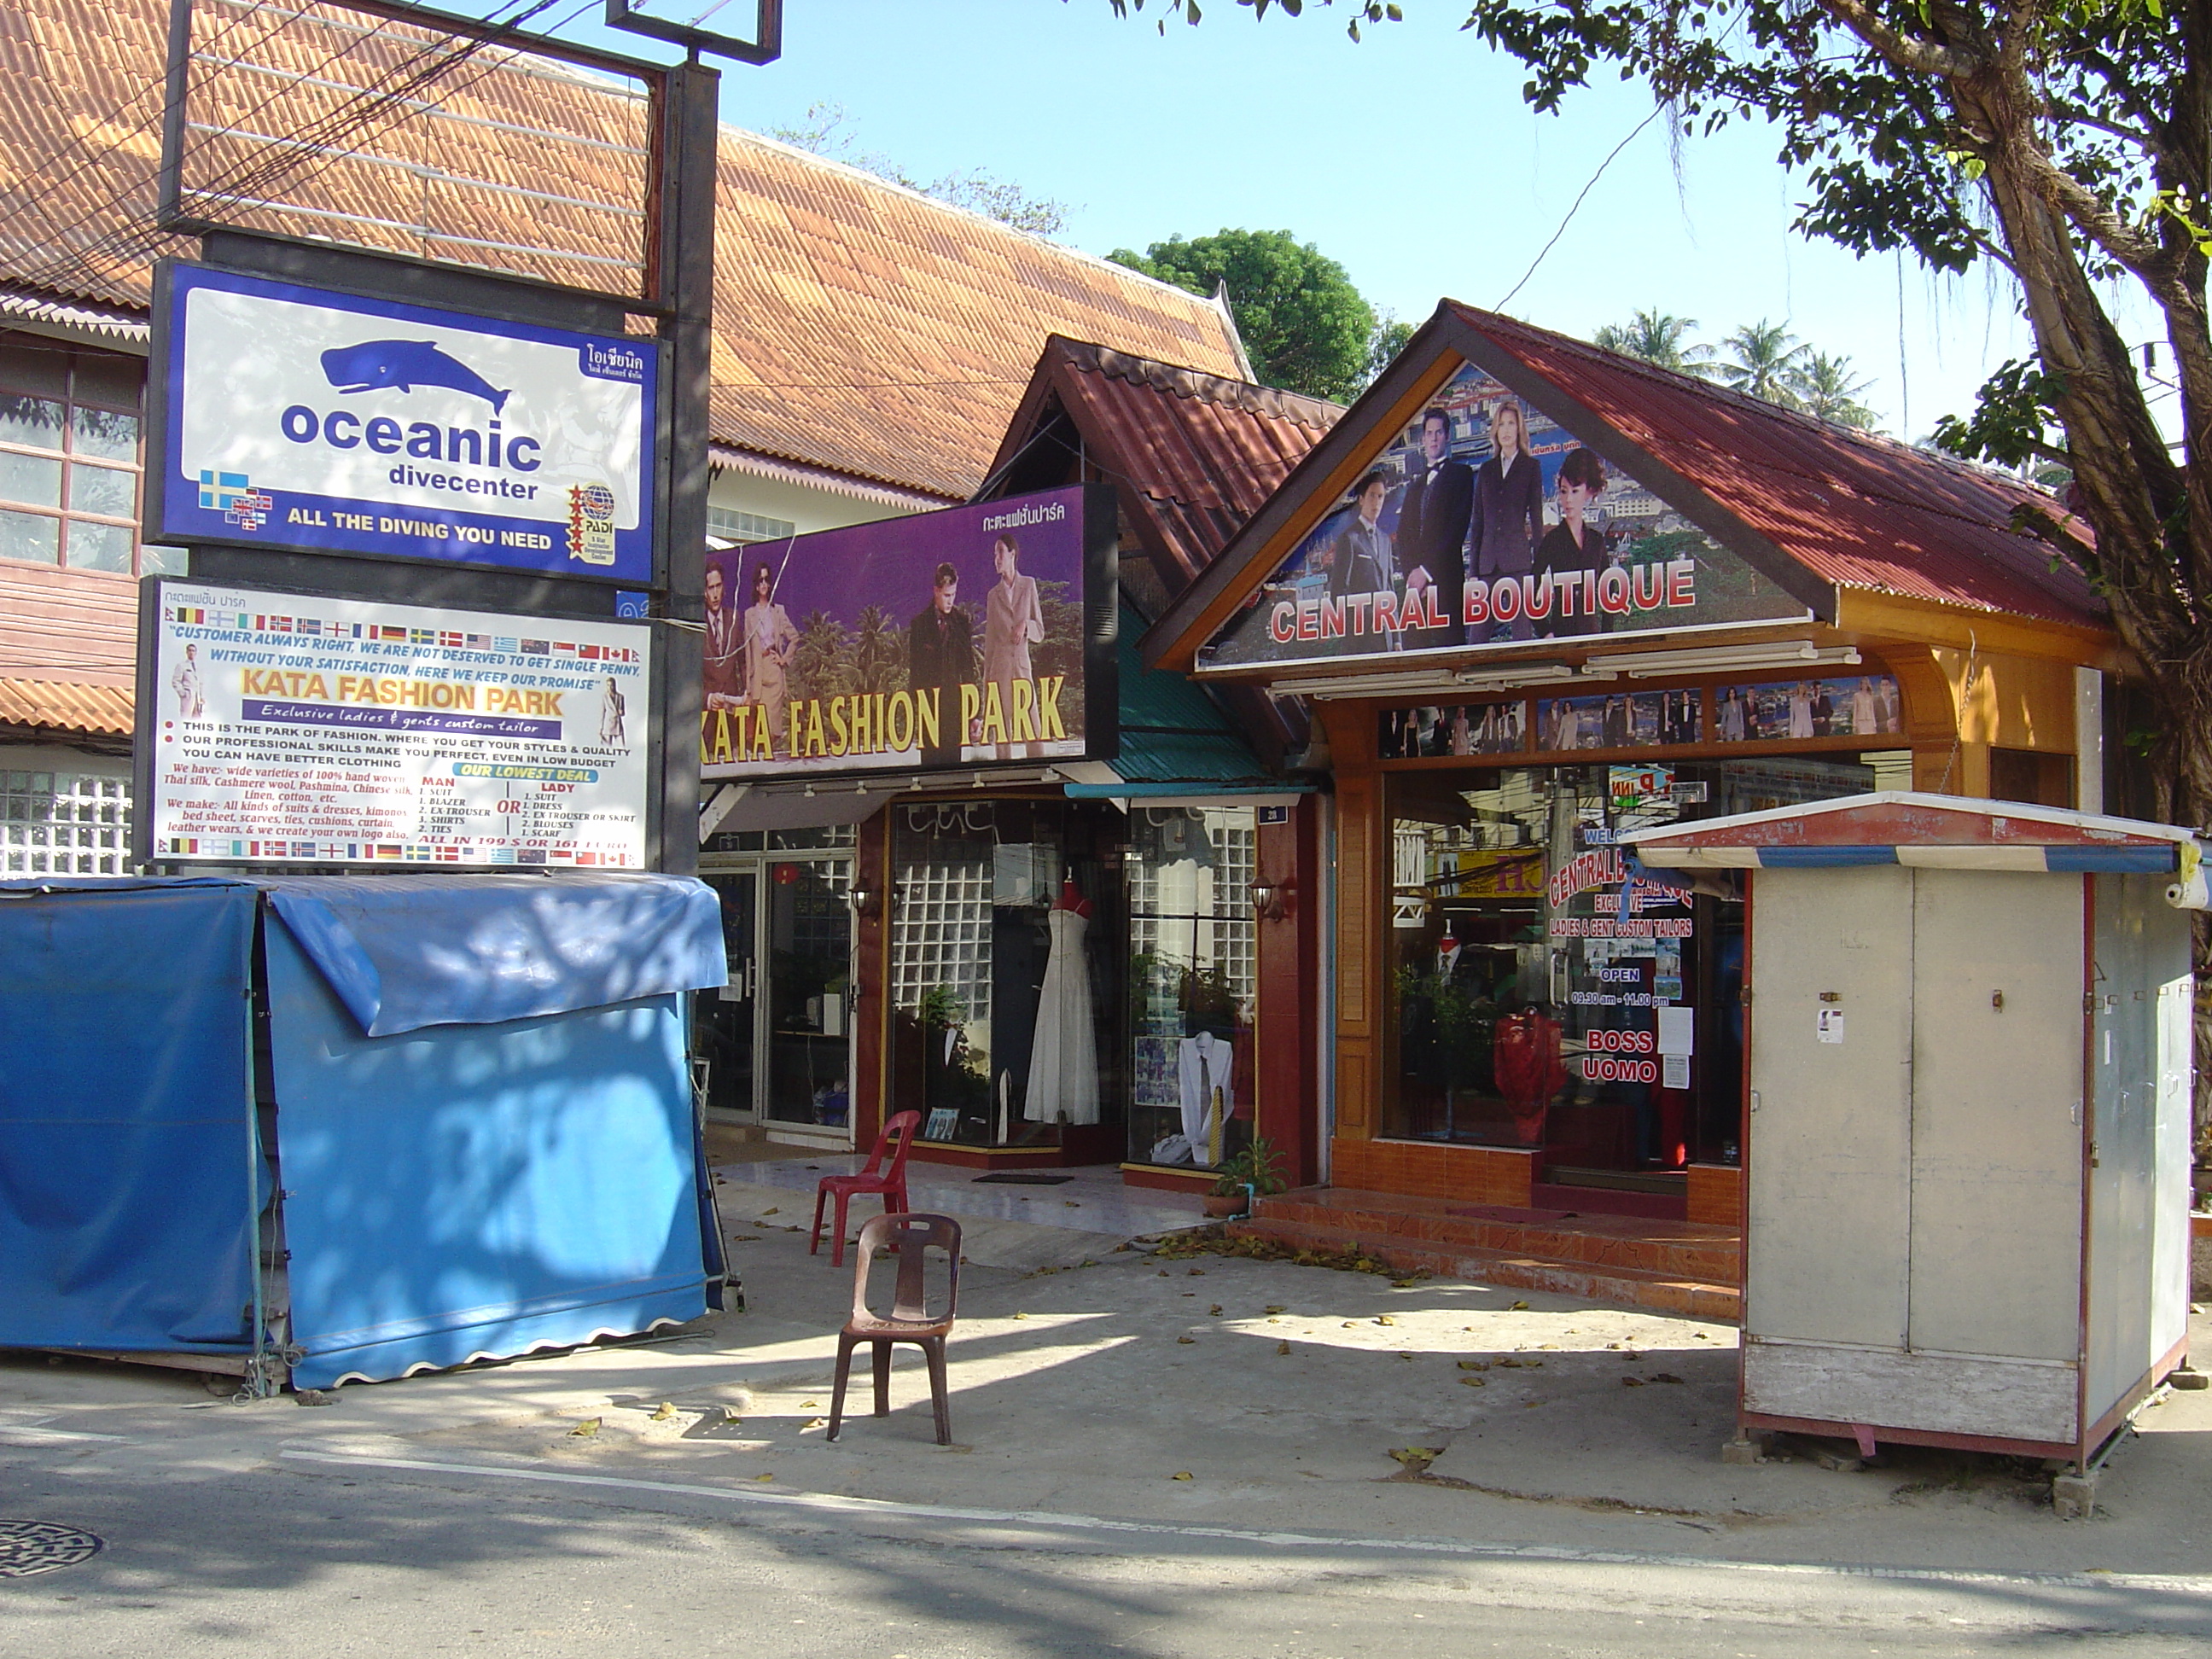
[145,579,650,868]
[150,264,658,580]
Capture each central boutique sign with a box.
[150,263,658,580]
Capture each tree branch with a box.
[1813,0,1983,80]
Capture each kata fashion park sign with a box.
[697,485,1118,781]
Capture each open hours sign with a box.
[150,262,658,580]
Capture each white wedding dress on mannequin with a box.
[1024,902,1100,1125]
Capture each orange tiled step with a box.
[1254,1186,1743,1287]
[1231,1214,1741,1323]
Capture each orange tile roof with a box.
[0,676,134,736]
[0,0,1245,500]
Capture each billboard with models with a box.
[698,484,1117,780]
[1199,358,1812,672]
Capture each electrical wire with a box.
[1493,104,1668,314]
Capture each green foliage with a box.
[852,604,905,696]
[1032,578,1086,684]
[1592,309,1714,377]
[791,609,855,705]
[1795,351,1877,429]
[1713,319,1810,408]
[1210,1135,1289,1199]
[1365,311,1417,386]
[1108,228,1378,401]
[1930,358,2070,473]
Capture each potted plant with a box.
[1202,1136,1288,1219]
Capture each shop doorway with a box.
[698,852,855,1149]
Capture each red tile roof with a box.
[1454,305,2104,627]
[995,337,1338,584]
[0,0,1245,500]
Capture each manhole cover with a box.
[0,1520,103,1578]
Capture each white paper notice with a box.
[1662,1053,1691,1089]
[1657,1004,1696,1057]
[150,580,650,868]
[1817,1008,1845,1045]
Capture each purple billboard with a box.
[698,484,1117,780]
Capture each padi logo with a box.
[320,341,510,411]
[579,341,647,384]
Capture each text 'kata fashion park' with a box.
[699,674,1074,764]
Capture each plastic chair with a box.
[828,1211,961,1446]
[811,1109,922,1266]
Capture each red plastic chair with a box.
[811,1109,921,1266]
[828,1211,961,1446]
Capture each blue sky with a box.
[606,0,2145,436]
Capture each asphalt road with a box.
[8,1424,2212,1658]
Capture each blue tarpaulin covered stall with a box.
[0,873,729,1390]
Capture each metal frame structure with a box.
[141,0,778,876]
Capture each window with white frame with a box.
[707,506,797,544]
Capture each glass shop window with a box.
[1383,757,1877,1181]
[1125,806,1258,1171]
[888,800,1124,1149]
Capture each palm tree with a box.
[853,604,903,695]
[1792,352,1879,429]
[1714,320,1810,407]
[1592,310,1716,377]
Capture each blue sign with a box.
[154,263,659,581]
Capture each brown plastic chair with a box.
[827,1211,961,1446]
[811,1109,922,1267]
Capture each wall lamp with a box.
[848,885,883,919]
[1249,879,1292,922]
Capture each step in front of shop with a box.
[1232,1188,1742,1323]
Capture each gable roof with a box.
[0,0,1245,501]
[987,336,1339,584]
[1145,300,2105,670]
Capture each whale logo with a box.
[319,340,510,413]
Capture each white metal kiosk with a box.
[1623,794,2198,1477]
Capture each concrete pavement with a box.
[4,1157,2211,1653]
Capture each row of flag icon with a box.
[163,837,634,866]
[166,606,641,662]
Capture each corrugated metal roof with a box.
[1029,338,1339,583]
[1454,305,2104,627]
[0,676,133,736]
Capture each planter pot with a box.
[1201,1192,1244,1220]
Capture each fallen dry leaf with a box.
[1621,1377,1645,1388]
[754,1473,774,1481]
[1387,1447,1443,1468]
[1187,1268,1206,1277]
[1265,1305,1286,1314]
[1460,1377,1487,1388]
[802,1400,819,1407]
[760,1208,779,1217]
[1171,1471,1194,1481]
[731,1235,762,1243]
[1013,1313,1028,1320]
[1651,1373,1685,1384]
[1496,1359,1523,1369]
[1507,1300,1530,1311]
[803,1417,828,1431]
[1374,1314,1397,1327]
[1276,1341,1290,1356]
[1342,1321,1359,1329]
[568,1418,601,1438]
[1457,1360,1490,1371]
[649,1401,677,1421]
[1208,1305,1223,1315]
[1176,1336,1196,1345]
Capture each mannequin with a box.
[1024,876,1100,1125]
[1177,1028,1234,1167]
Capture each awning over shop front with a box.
[1061,602,1310,804]
[1622,792,2199,876]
